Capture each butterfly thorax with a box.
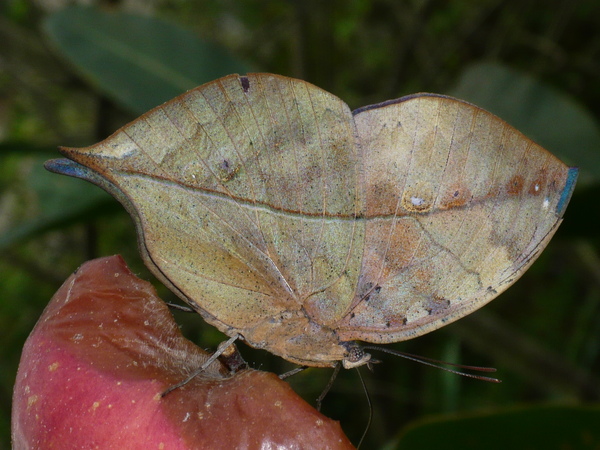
[238,310,371,369]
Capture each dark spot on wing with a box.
[218,159,239,182]
[425,295,451,315]
[240,76,250,93]
[507,175,524,196]
[363,284,381,302]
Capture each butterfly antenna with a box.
[355,367,372,449]
[316,363,341,411]
[363,346,501,383]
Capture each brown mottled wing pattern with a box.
[45,75,577,366]
[51,74,365,338]
[335,94,576,343]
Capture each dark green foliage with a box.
[1,1,599,447]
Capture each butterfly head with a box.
[341,342,371,369]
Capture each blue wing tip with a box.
[556,167,578,216]
[44,158,88,178]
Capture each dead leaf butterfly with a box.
[45,73,577,369]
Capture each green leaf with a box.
[393,404,600,449]
[43,5,252,114]
[0,157,116,250]
[450,62,600,185]
[0,142,58,156]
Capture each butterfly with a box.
[45,73,577,370]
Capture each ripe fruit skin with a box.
[12,255,354,449]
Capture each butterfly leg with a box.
[161,334,240,396]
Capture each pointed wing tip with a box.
[556,167,578,216]
[44,158,86,177]
[44,157,107,188]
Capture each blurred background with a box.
[1,0,599,448]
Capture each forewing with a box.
[47,74,365,333]
[336,94,577,343]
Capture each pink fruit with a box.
[12,255,354,449]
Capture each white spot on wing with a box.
[543,198,550,209]
[411,196,425,206]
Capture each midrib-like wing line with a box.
[451,118,511,297]
[118,166,535,224]
[154,92,287,293]
[406,101,457,272]
[440,104,472,246]
[232,78,295,297]
[165,176,282,292]
[273,79,313,287]
[374,101,425,291]
[256,78,298,297]
[304,87,330,289]
[373,101,463,295]
[287,81,311,266]
[426,104,479,299]
[211,79,296,296]
[240,78,286,276]
[120,109,267,280]
[480,139,542,283]
[307,88,358,295]
[442,106,481,279]
[399,103,478,295]
[393,102,476,299]
[349,120,365,306]
[213,79,266,245]
[509,142,550,268]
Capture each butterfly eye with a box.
[342,342,371,369]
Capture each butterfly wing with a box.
[333,94,577,343]
[46,74,366,346]
[45,78,576,366]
